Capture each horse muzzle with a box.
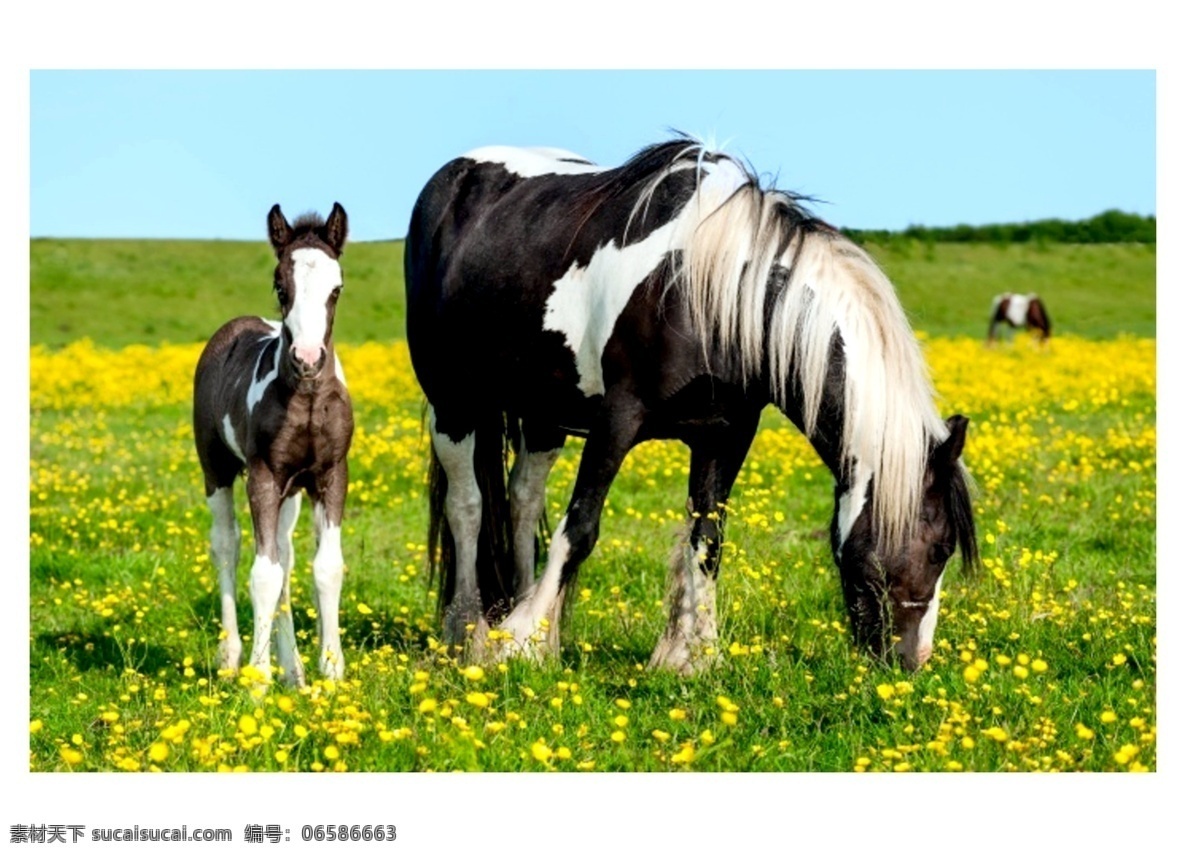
[290,344,327,378]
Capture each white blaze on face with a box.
[1005,293,1031,326]
[914,571,946,664]
[287,247,342,363]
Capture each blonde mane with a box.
[651,144,947,552]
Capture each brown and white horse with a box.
[988,292,1051,343]
[193,203,353,687]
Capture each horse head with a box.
[834,414,979,670]
[267,202,349,381]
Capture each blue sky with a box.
[30,70,1154,241]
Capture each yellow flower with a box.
[876,684,895,700]
[356,602,372,615]
[963,666,980,683]
[652,729,670,742]
[465,692,489,708]
[1111,653,1127,666]
[531,741,552,763]
[668,708,687,721]
[1012,665,1029,679]
[462,665,485,681]
[237,714,258,736]
[610,730,626,743]
[60,747,83,765]
[1075,724,1095,740]
[613,714,629,728]
[148,742,169,762]
[982,727,1008,742]
[1100,711,1117,724]
[323,745,340,761]
[29,720,43,734]
[615,698,632,710]
[276,696,295,714]
[1031,658,1048,673]
[417,698,437,714]
[555,747,572,761]
[721,711,738,726]
[671,744,696,764]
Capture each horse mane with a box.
[611,138,950,554]
[290,211,326,236]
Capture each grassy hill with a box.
[29,237,1155,349]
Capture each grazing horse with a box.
[988,292,1051,343]
[405,140,977,673]
[193,202,353,686]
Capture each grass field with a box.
[28,238,1155,772]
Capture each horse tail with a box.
[426,409,517,623]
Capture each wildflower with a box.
[610,731,626,744]
[1075,724,1095,740]
[29,720,43,733]
[237,715,258,736]
[876,684,895,700]
[668,708,687,721]
[671,744,696,764]
[982,727,1008,742]
[276,696,295,714]
[462,665,485,681]
[148,742,169,762]
[465,692,489,708]
[1101,711,1117,724]
[1031,659,1048,673]
[530,741,553,763]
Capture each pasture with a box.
[28,237,1155,772]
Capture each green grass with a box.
[30,238,1155,348]
[28,238,1156,772]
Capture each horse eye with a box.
[928,543,952,565]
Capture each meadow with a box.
[28,238,1156,772]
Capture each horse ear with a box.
[267,204,292,256]
[323,202,349,255]
[935,414,969,469]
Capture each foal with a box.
[988,292,1051,344]
[193,202,353,687]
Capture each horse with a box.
[193,202,353,687]
[987,292,1051,344]
[405,139,978,673]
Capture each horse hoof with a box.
[648,637,718,676]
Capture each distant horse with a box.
[405,140,977,673]
[193,203,353,686]
[988,292,1051,343]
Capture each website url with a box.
[91,826,232,842]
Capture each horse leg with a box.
[650,414,759,675]
[312,458,348,680]
[509,423,564,598]
[272,492,305,687]
[497,394,645,661]
[206,484,242,673]
[246,463,284,688]
[431,414,487,648]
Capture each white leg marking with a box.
[312,502,345,680]
[509,446,559,597]
[208,488,242,672]
[497,518,570,660]
[431,426,484,642]
[649,540,719,674]
[273,494,305,686]
[248,553,285,685]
